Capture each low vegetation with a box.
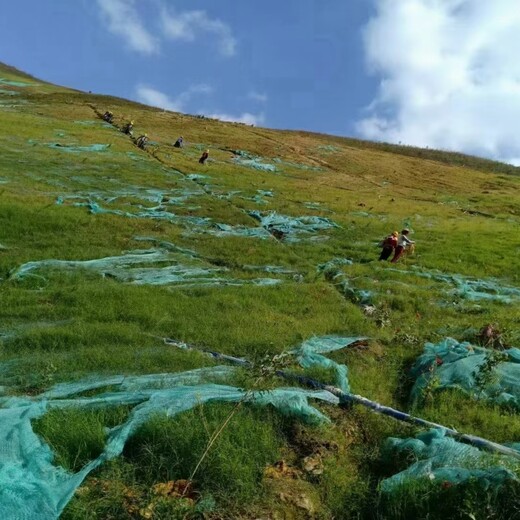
[1,62,520,518]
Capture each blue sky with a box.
[0,0,376,137]
[1,1,520,164]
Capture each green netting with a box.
[0,321,72,344]
[0,78,35,87]
[9,247,288,288]
[317,258,372,304]
[381,429,518,492]
[316,145,341,154]
[292,336,365,393]
[243,265,296,275]
[232,150,277,172]
[388,267,520,303]
[248,210,338,242]
[303,202,324,210]
[73,120,113,129]
[186,173,210,181]
[410,338,520,408]
[272,157,322,172]
[0,366,337,519]
[206,222,270,239]
[0,99,27,108]
[46,143,111,153]
[241,190,274,205]
[57,196,278,240]
[57,184,204,207]
[85,201,212,228]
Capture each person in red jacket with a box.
[391,229,415,263]
[379,231,398,261]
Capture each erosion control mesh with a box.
[317,258,372,304]
[389,267,520,304]
[273,157,322,172]
[9,247,287,287]
[381,428,518,492]
[58,196,335,242]
[410,338,520,409]
[249,211,338,242]
[0,78,35,87]
[0,89,20,96]
[48,143,111,153]
[0,367,337,519]
[292,336,364,393]
[80,201,213,229]
[232,150,277,172]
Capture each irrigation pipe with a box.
[161,337,520,462]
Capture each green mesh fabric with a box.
[381,428,518,492]
[0,367,337,519]
[410,338,520,409]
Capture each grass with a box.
[378,479,520,520]
[1,61,520,518]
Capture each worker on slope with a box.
[391,229,415,263]
[379,231,398,261]
[174,136,184,148]
[103,111,114,124]
[136,134,149,150]
[199,149,209,164]
[122,121,134,136]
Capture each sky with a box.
[1,0,519,164]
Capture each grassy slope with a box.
[1,63,520,519]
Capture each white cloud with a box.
[203,112,265,126]
[136,84,213,112]
[161,8,237,57]
[96,0,158,55]
[358,0,520,164]
[248,91,268,103]
[135,84,263,126]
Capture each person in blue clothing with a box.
[174,136,184,148]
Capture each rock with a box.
[264,460,301,480]
[303,455,324,476]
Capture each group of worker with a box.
[379,229,415,263]
[107,109,417,262]
[102,111,210,163]
[173,137,209,163]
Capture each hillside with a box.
[1,62,520,520]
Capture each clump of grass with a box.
[379,479,520,520]
[33,407,131,472]
[123,403,285,505]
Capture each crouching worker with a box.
[199,149,209,164]
[103,111,114,123]
[174,136,184,148]
[136,134,149,150]
[379,231,398,261]
[122,121,134,135]
[391,229,415,263]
